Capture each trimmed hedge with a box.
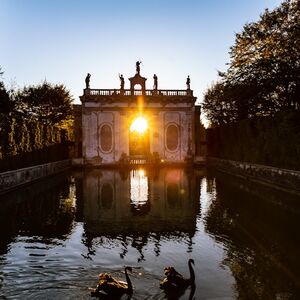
[207,110,300,171]
[0,114,73,172]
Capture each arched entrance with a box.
[129,116,150,156]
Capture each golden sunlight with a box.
[130,116,148,134]
[138,169,145,177]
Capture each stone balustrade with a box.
[85,89,193,97]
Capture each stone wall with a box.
[208,157,300,193]
[0,159,71,194]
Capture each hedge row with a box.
[206,110,300,171]
[0,114,73,172]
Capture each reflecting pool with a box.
[0,168,299,299]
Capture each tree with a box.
[0,67,15,114]
[16,81,73,124]
[202,82,236,126]
[203,0,300,125]
[227,0,300,108]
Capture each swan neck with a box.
[188,260,195,282]
[125,268,132,292]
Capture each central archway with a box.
[129,116,150,156]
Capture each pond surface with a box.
[0,167,299,299]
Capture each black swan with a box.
[90,266,133,297]
[160,258,195,289]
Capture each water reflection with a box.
[204,170,300,299]
[130,169,149,215]
[0,173,75,255]
[0,168,299,299]
[80,168,200,261]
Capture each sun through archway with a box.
[130,116,148,135]
[129,116,150,155]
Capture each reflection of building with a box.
[80,168,200,236]
[74,64,203,166]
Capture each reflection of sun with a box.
[130,169,148,205]
[130,117,148,134]
[138,169,145,177]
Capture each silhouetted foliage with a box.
[207,110,300,170]
[15,81,73,124]
[203,0,300,126]
[0,68,74,171]
[0,68,15,114]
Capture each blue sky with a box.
[1,0,282,108]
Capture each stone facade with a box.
[76,68,201,166]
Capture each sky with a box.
[1,0,282,110]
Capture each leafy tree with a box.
[203,0,300,125]
[202,80,264,125]
[0,67,15,114]
[227,0,300,108]
[202,82,236,126]
[16,81,73,124]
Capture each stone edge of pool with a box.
[208,157,300,195]
[0,159,72,194]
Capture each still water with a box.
[0,168,299,299]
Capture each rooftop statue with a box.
[136,61,142,75]
[85,73,91,89]
[186,75,190,90]
[153,74,158,90]
[119,74,125,90]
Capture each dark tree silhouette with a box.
[0,67,15,114]
[203,0,300,126]
[16,81,73,124]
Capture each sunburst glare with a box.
[130,116,148,134]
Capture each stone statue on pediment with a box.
[85,73,91,89]
[186,75,190,90]
[136,61,142,75]
[119,74,125,90]
[153,74,158,90]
